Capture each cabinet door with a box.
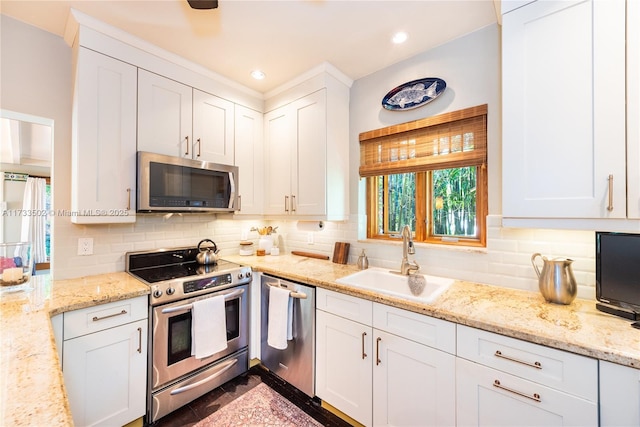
[373,330,455,427]
[193,89,234,164]
[456,358,597,427]
[502,0,626,218]
[263,105,293,215]
[137,69,192,158]
[628,0,640,219]
[315,310,372,426]
[234,105,263,215]
[72,47,136,224]
[63,319,148,427]
[599,361,640,426]
[293,90,327,216]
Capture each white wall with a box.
[1,16,597,299]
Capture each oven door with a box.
[151,284,249,390]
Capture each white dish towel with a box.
[191,294,227,359]
[267,285,293,350]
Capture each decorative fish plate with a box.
[382,77,446,111]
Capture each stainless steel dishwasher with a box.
[260,274,316,396]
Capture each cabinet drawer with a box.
[456,357,598,426]
[316,288,372,325]
[64,296,148,340]
[457,325,597,401]
[373,303,456,354]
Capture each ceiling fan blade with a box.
[187,0,218,9]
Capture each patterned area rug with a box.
[194,382,323,427]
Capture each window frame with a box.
[361,105,488,248]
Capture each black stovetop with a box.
[126,247,240,284]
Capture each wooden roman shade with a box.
[359,104,488,177]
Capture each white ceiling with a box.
[0,0,498,94]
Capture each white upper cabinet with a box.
[137,69,192,159]
[138,69,234,165]
[234,105,264,215]
[628,0,640,219]
[71,47,137,224]
[502,0,627,220]
[192,89,235,165]
[263,71,350,220]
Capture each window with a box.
[360,105,488,247]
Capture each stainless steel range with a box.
[126,246,252,423]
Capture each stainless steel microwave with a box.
[137,151,238,213]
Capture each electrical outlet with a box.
[307,232,314,245]
[78,238,94,256]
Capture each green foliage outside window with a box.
[432,167,477,237]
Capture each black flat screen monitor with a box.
[595,231,640,317]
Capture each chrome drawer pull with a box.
[92,309,127,322]
[494,350,542,369]
[493,379,541,402]
[137,327,142,353]
[376,337,382,366]
[607,174,614,211]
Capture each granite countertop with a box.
[1,254,639,426]
[225,253,640,368]
[0,272,149,427]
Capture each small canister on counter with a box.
[239,241,254,256]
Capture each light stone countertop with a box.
[0,272,149,427]
[1,254,639,426]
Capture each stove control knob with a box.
[166,287,175,295]
[153,289,163,298]
[246,271,252,278]
[237,272,245,280]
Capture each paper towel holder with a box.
[296,221,325,231]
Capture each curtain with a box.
[21,177,47,264]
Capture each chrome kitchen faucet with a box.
[400,225,420,275]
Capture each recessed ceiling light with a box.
[251,70,266,80]
[392,31,408,44]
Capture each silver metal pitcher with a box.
[531,253,577,305]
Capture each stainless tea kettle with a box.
[196,239,219,265]
[531,253,577,305]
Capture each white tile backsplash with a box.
[52,214,597,301]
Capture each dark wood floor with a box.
[148,364,353,427]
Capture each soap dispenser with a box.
[357,249,369,270]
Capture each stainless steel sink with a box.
[335,267,454,303]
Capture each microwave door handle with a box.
[228,171,236,209]
[160,288,245,314]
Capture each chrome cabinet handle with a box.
[184,136,189,156]
[607,174,614,211]
[137,327,142,353]
[494,350,542,369]
[126,188,131,211]
[92,309,127,322]
[376,337,382,366]
[291,195,296,213]
[493,379,541,402]
[361,332,367,359]
[170,358,238,395]
[285,195,289,213]
[237,195,241,211]
[197,138,201,158]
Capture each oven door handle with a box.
[161,288,244,314]
[169,358,239,396]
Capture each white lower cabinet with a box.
[62,296,148,427]
[599,360,640,426]
[456,325,598,427]
[315,289,455,427]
